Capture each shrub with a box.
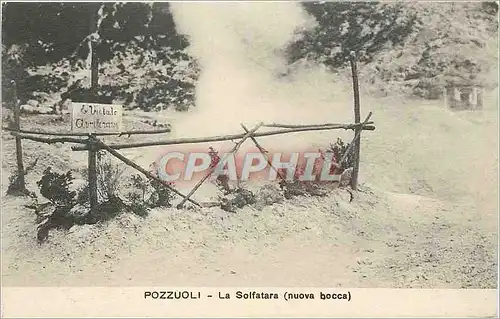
[277,138,354,199]
[36,167,76,206]
[125,173,175,215]
[32,153,178,243]
[207,146,256,212]
[253,183,285,210]
[219,187,256,213]
[34,168,79,242]
[326,137,355,173]
[208,146,234,194]
[75,183,89,204]
[95,151,127,202]
[128,174,150,203]
[34,162,129,242]
[149,178,174,208]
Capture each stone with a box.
[26,99,39,107]
[33,91,51,100]
[37,106,54,114]
[20,104,37,113]
[155,102,167,110]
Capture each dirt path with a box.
[1,185,496,288]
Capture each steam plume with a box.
[169,2,353,150]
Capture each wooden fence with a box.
[3,52,375,212]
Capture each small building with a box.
[444,85,484,110]
[442,75,485,110]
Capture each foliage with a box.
[326,138,354,171]
[277,159,329,199]
[149,178,175,208]
[75,183,90,204]
[1,45,30,108]
[1,2,199,110]
[287,2,498,98]
[34,168,79,242]
[219,187,256,213]
[206,140,353,208]
[1,2,186,66]
[126,173,175,215]
[128,174,150,203]
[208,146,232,195]
[3,1,497,105]
[207,146,256,212]
[287,2,418,68]
[36,167,76,206]
[277,138,354,199]
[96,151,127,202]
[32,164,160,242]
[98,43,198,110]
[208,146,220,169]
[363,2,499,98]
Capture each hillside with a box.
[2,2,498,111]
[359,2,499,98]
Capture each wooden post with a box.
[349,52,361,190]
[88,135,98,213]
[12,80,26,192]
[96,139,201,208]
[335,112,372,174]
[71,123,375,152]
[240,123,286,181]
[176,122,263,209]
[89,6,99,98]
[88,7,99,213]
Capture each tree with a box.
[286,2,418,69]
[286,2,498,98]
[1,2,199,110]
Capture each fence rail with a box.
[70,122,375,151]
[6,114,375,210]
[3,126,171,137]
[5,51,373,212]
[9,132,88,144]
[261,121,374,129]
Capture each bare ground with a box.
[1,95,498,288]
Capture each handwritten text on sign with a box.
[71,103,123,133]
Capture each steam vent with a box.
[444,84,484,110]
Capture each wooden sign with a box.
[71,102,123,133]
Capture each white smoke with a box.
[152,2,499,208]
[169,2,354,151]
